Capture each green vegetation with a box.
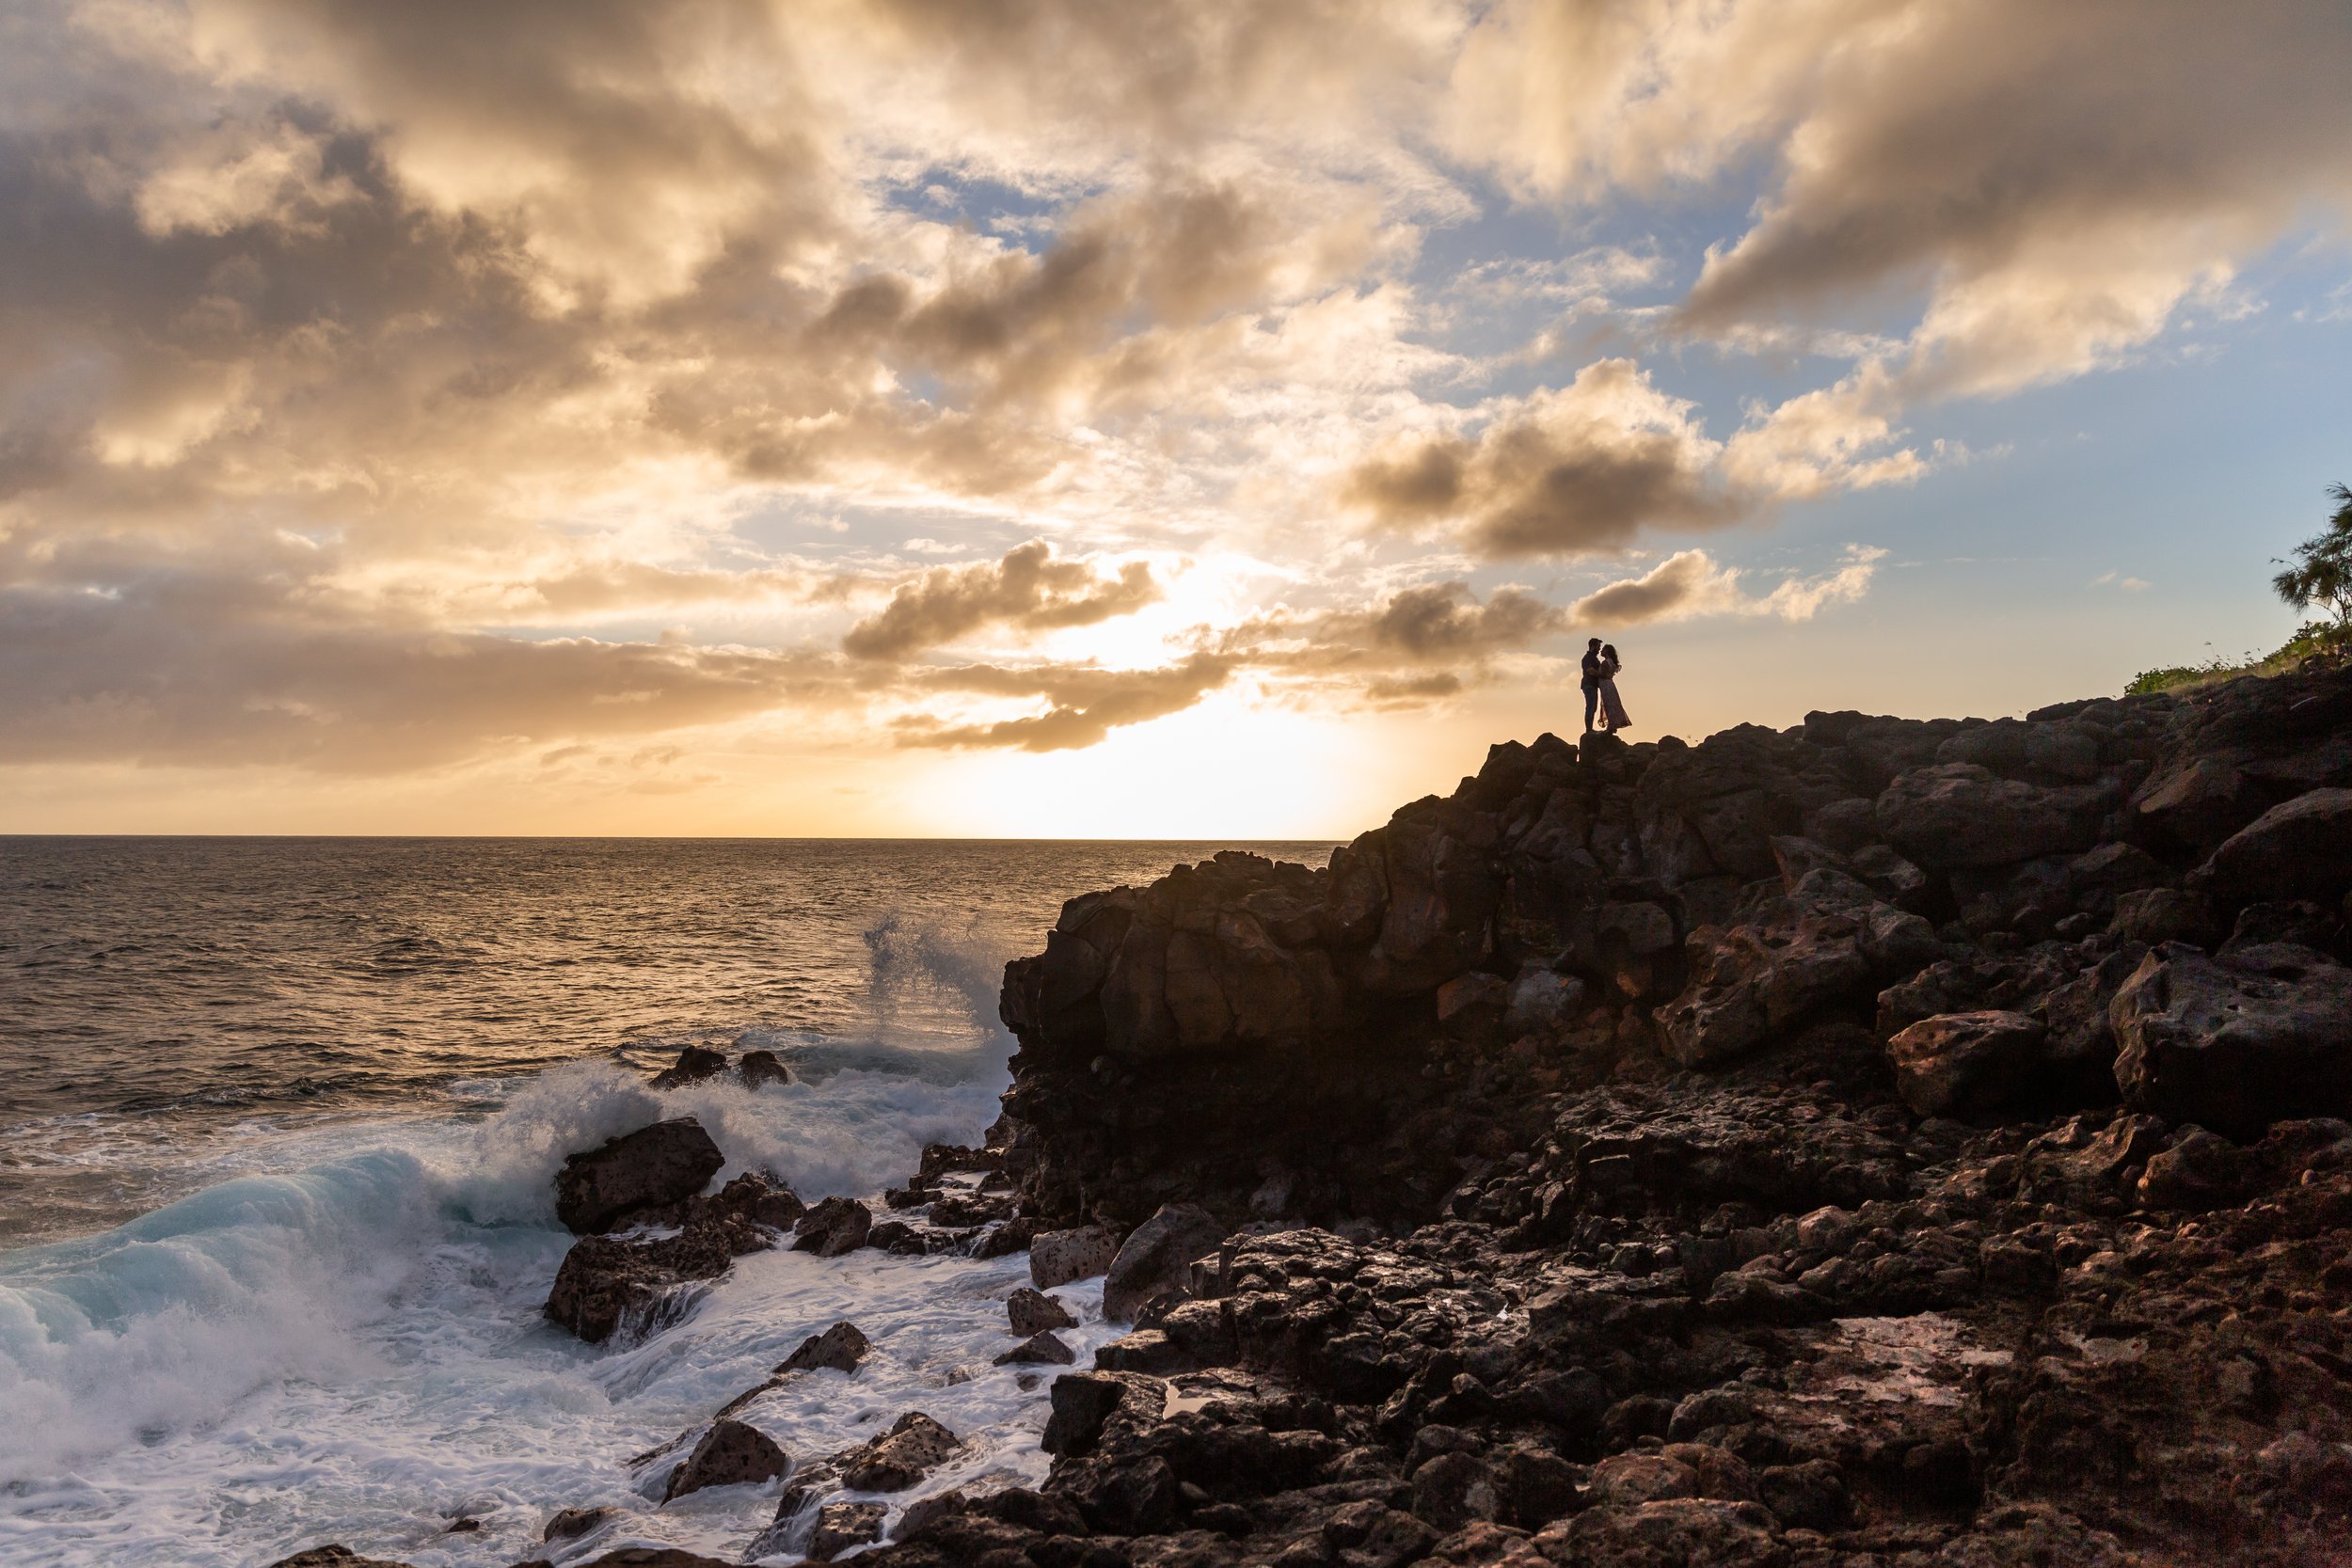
[2126,483,2352,697]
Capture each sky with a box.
[2,0,2348,839]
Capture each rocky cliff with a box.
[914,662,2352,1565]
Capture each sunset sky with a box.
[3,0,2348,837]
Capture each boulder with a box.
[840,1411,960,1491]
[554,1118,725,1234]
[791,1196,872,1257]
[1886,1010,2048,1117]
[1503,967,1585,1037]
[739,1049,792,1088]
[807,1500,886,1560]
[263,1551,414,1568]
[2110,886,2218,947]
[1103,1202,1226,1321]
[2202,788,2352,910]
[649,1045,729,1089]
[1875,763,2106,869]
[1655,897,1876,1068]
[2110,943,2352,1138]
[2134,753,2270,854]
[542,1508,612,1544]
[703,1169,804,1231]
[575,1552,735,1568]
[1008,1287,1077,1335]
[662,1418,787,1501]
[994,1330,1075,1366]
[1031,1224,1121,1289]
[1434,971,1509,1040]
[776,1320,869,1375]
[544,1217,754,1343]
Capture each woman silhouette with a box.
[1598,643,1631,733]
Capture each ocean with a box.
[0,837,1334,1568]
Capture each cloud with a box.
[1343,359,1740,558]
[895,653,1232,751]
[1571,545,1884,626]
[842,540,1161,659]
[1448,0,2352,401]
[2090,570,2151,593]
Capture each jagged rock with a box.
[575,1548,734,1568]
[807,1501,886,1560]
[739,1049,792,1087]
[2111,885,2219,946]
[1876,762,2107,869]
[544,1213,761,1343]
[2202,787,2352,909]
[542,1507,612,1543]
[1886,1010,2048,1117]
[1008,1287,1077,1335]
[263,1551,414,1568]
[791,1196,872,1257]
[2110,942,2352,1136]
[701,1169,804,1230]
[840,1412,960,1491]
[1030,1224,1120,1289]
[777,1320,869,1375]
[1103,1202,1226,1321]
[1542,1498,1783,1566]
[2134,752,2272,854]
[553,1118,725,1234]
[648,1045,729,1089]
[1435,971,1509,1040]
[662,1418,787,1501]
[994,1330,1074,1365]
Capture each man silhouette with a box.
[1581,637,1604,733]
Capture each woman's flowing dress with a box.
[1600,674,1631,731]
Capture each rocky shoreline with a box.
[280,662,2352,1567]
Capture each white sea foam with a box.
[0,917,1066,1568]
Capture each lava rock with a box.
[806,1501,886,1561]
[1876,762,2108,869]
[1103,1201,1226,1321]
[554,1118,725,1234]
[791,1196,873,1257]
[739,1049,792,1088]
[2111,942,2352,1136]
[1030,1224,1121,1289]
[993,1329,1075,1366]
[648,1045,729,1090]
[1007,1287,1077,1335]
[777,1320,870,1375]
[2204,787,2352,910]
[662,1418,787,1501]
[1886,1009,2047,1117]
[544,1219,748,1343]
[542,1508,612,1543]
[840,1412,960,1492]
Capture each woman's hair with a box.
[1601,643,1618,659]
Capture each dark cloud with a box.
[1568,545,1883,626]
[1342,360,1744,559]
[895,653,1232,751]
[842,540,1160,660]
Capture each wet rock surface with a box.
[553,1118,726,1235]
[888,662,2352,1567]
[543,1168,802,1344]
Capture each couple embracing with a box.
[1580,637,1630,735]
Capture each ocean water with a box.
[0,838,1332,1568]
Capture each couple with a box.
[1581,637,1630,734]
